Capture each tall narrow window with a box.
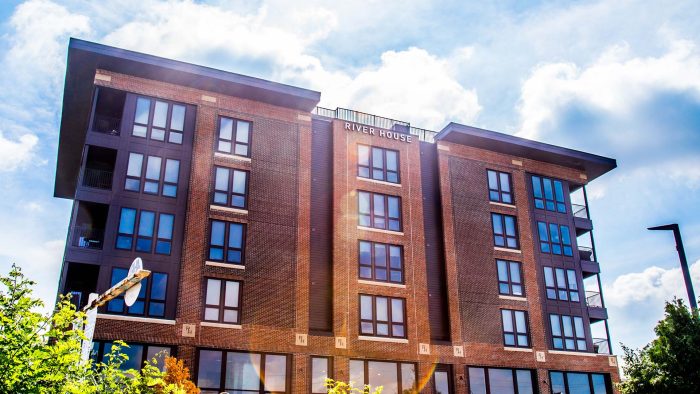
[532,175,566,213]
[208,221,246,265]
[349,360,416,393]
[213,167,249,209]
[491,213,519,249]
[359,294,406,338]
[538,222,573,256]
[487,170,513,204]
[132,97,186,144]
[358,241,403,284]
[136,210,155,252]
[217,117,252,157]
[357,145,400,183]
[311,357,331,394]
[106,268,167,318]
[116,208,137,250]
[496,260,523,296]
[204,278,241,324]
[125,153,143,191]
[163,159,179,197]
[550,314,587,351]
[358,191,401,231]
[155,213,174,255]
[544,267,580,302]
[144,156,162,194]
[501,309,530,348]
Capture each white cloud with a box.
[517,39,700,139]
[604,260,700,308]
[0,131,38,171]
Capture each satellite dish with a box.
[124,257,143,307]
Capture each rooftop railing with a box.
[312,107,439,143]
[578,246,596,262]
[92,114,121,136]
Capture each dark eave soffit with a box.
[54,38,321,198]
[435,123,617,182]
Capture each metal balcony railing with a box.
[593,338,611,355]
[82,168,114,190]
[572,203,589,219]
[586,291,603,308]
[71,226,105,250]
[92,114,121,135]
[312,106,439,143]
[578,246,596,262]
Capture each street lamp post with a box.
[648,223,697,311]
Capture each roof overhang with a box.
[54,38,321,198]
[436,123,616,182]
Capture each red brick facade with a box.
[60,59,619,393]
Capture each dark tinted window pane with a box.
[311,357,329,393]
[468,368,487,394]
[434,371,450,394]
[592,374,608,394]
[263,355,287,391]
[197,350,222,389]
[225,352,260,390]
[151,273,167,300]
[567,373,592,394]
[550,372,566,394]
[516,370,534,394]
[489,369,515,394]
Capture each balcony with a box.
[91,87,125,136]
[572,203,593,235]
[585,291,603,308]
[62,262,99,310]
[71,225,105,249]
[593,338,611,355]
[80,145,116,191]
[586,291,608,321]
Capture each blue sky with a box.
[0,0,699,355]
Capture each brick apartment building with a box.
[54,38,619,393]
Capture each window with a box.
[197,350,287,393]
[358,191,401,231]
[501,309,530,348]
[124,153,180,197]
[358,241,403,283]
[544,267,580,302]
[550,314,587,351]
[491,213,519,249]
[208,220,245,265]
[433,366,452,394]
[487,170,513,204]
[537,222,573,256]
[532,175,566,213]
[358,145,400,183]
[132,97,185,144]
[311,357,331,394]
[203,278,241,324]
[359,294,406,338]
[349,360,416,393]
[115,208,174,255]
[217,117,251,157]
[468,367,535,394]
[91,341,172,371]
[213,167,249,209]
[497,260,523,297]
[106,268,167,317]
[550,371,610,394]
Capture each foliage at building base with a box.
[0,263,199,394]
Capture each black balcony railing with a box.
[312,106,439,143]
[593,338,611,355]
[82,168,113,190]
[586,291,603,308]
[578,246,596,262]
[92,114,121,135]
[71,226,104,249]
[572,203,589,219]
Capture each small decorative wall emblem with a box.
[181,324,196,338]
[335,337,347,349]
[453,345,464,357]
[536,351,546,362]
[609,356,618,367]
[295,333,308,346]
[419,343,430,355]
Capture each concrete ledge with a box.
[205,261,245,270]
[358,336,408,344]
[504,347,533,352]
[489,201,516,209]
[357,226,404,236]
[358,279,406,289]
[214,152,251,162]
[97,314,176,325]
[356,177,402,188]
[494,247,522,254]
[210,205,248,215]
[548,350,597,357]
[201,321,242,329]
[499,295,527,302]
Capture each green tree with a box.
[618,298,700,393]
[325,378,383,394]
[0,263,198,394]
